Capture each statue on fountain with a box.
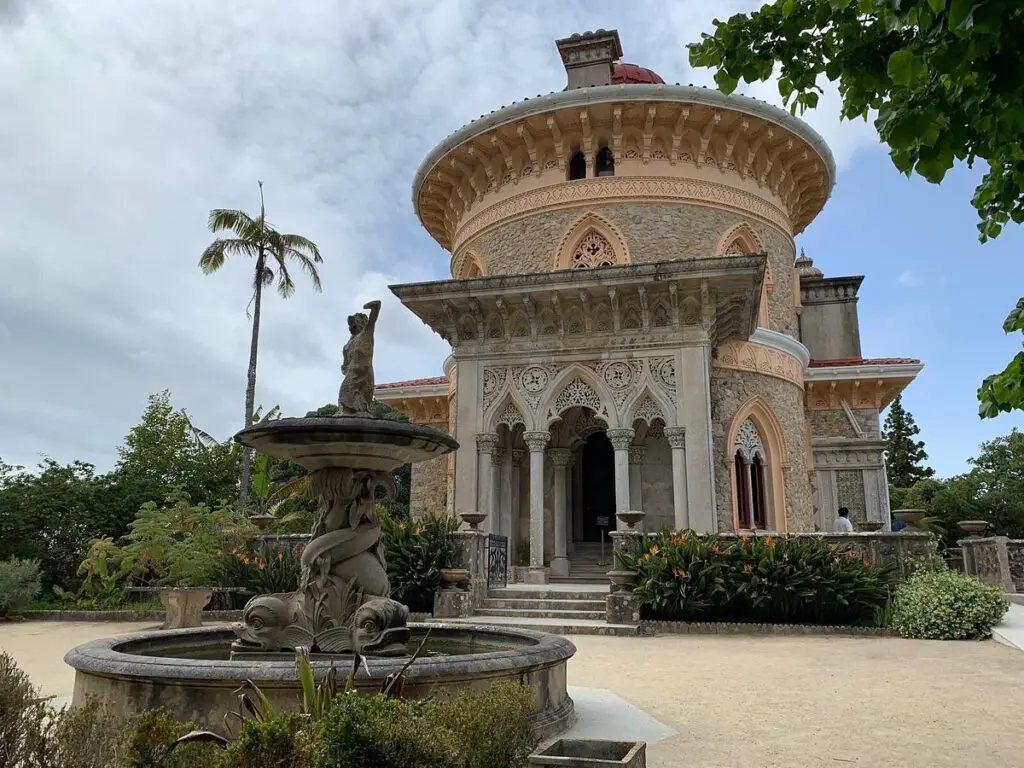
[232,299,423,658]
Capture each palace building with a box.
[374,29,922,582]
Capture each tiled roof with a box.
[808,358,921,368]
[376,376,448,390]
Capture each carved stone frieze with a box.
[648,357,678,404]
[481,366,508,412]
[715,339,803,388]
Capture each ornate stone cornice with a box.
[413,87,835,251]
[714,338,804,388]
[812,438,886,469]
[453,175,792,254]
[372,393,449,426]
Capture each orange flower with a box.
[863,558,870,568]
[414,527,424,536]
[229,548,238,555]
[216,550,223,557]
[674,567,687,578]
[258,560,265,571]
[739,534,750,542]
[743,564,753,574]
[649,545,660,555]
[278,552,284,562]
[398,522,406,530]
[241,556,250,565]
[764,535,774,547]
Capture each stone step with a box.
[489,586,608,601]
[476,607,607,620]
[432,615,637,637]
[482,598,605,611]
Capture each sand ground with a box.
[3,621,1023,767]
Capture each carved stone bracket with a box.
[664,426,686,449]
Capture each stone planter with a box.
[958,520,990,538]
[893,509,927,528]
[616,510,645,530]
[158,588,213,629]
[607,570,638,591]
[248,513,276,531]
[439,568,471,590]
[857,520,884,532]
[459,511,487,530]
[529,739,646,767]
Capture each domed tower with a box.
[379,29,920,579]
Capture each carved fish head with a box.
[231,593,302,652]
[352,598,410,657]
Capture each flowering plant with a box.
[380,510,458,612]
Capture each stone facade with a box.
[410,453,449,518]
[710,369,813,532]
[807,408,881,439]
[835,470,866,523]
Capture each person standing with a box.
[833,506,855,532]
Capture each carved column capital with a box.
[475,432,499,454]
[523,431,551,453]
[511,448,526,467]
[664,426,686,449]
[628,446,646,465]
[606,428,635,452]
[547,447,573,468]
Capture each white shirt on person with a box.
[833,516,854,532]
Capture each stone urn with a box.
[893,509,927,529]
[616,510,645,530]
[459,511,487,530]
[958,520,990,538]
[159,588,213,629]
[857,520,884,532]
[248,513,276,531]
[607,570,638,592]
[439,568,471,591]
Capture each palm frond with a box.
[198,240,227,273]
[268,474,311,503]
[284,248,323,292]
[208,208,262,240]
[280,233,323,263]
[274,260,296,298]
[182,409,221,449]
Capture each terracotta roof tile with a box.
[808,357,921,368]
[376,376,449,390]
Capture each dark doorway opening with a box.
[581,431,615,542]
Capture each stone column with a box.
[628,445,646,511]
[490,447,504,538]
[548,448,572,577]
[566,453,577,555]
[475,433,499,529]
[665,427,688,531]
[510,449,524,556]
[524,431,550,583]
[743,457,756,529]
[680,345,716,530]
[607,428,635,525]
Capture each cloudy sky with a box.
[1,0,1021,478]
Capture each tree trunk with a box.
[239,251,265,506]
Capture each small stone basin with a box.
[65,623,576,738]
[530,738,647,767]
[235,416,458,471]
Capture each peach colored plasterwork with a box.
[715,340,804,388]
[451,176,793,253]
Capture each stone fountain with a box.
[65,301,575,736]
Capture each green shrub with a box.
[221,711,311,767]
[620,530,894,626]
[892,569,1009,640]
[216,543,302,608]
[381,511,458,613]
[0,558,42,618]
[430,680,536,768]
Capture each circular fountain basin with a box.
[234,417,458,471]
[64,623,576,738]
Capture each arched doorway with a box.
[580,431,615,541]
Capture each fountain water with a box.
[65,301,575,736]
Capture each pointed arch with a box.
[451,248,488,279]
[484,387,533,433]
[716,222,765,256]
[726,395,789,532]
[622,383,677,429]
[554,212,631,271]
[537,364,617,429]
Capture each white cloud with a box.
[0,0,884,471]
[898,270,920,288]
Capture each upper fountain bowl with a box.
[235,417,459,471]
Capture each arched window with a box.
[571,230,616,269]
[734,420,769,529]
[595,147,615,177]
[568,150,587,181]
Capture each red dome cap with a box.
[611,62,664,85]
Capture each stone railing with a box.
[1008,540,1024,592]
[959,536,1019,593]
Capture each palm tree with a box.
[199,183,322,505]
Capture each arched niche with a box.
[553,212,631,271]
[726,395,789,532]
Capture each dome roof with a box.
[795,248,824,279]
[612,62,664,85]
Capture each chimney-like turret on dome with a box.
[555,28,623,90]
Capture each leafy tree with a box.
[882,395,935,488]
[199,182,323,504]
[687,0,1024,416]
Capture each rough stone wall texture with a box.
[468,202,798,336]
[1007,540,1024,592]
[640,435,673,530]
[410,454,449,519]
[836,470,866,523]
[807,409,880,440]
[711,369,813,532]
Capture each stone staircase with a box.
[552,541,614,584]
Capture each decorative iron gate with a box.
[487,534,508,588]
